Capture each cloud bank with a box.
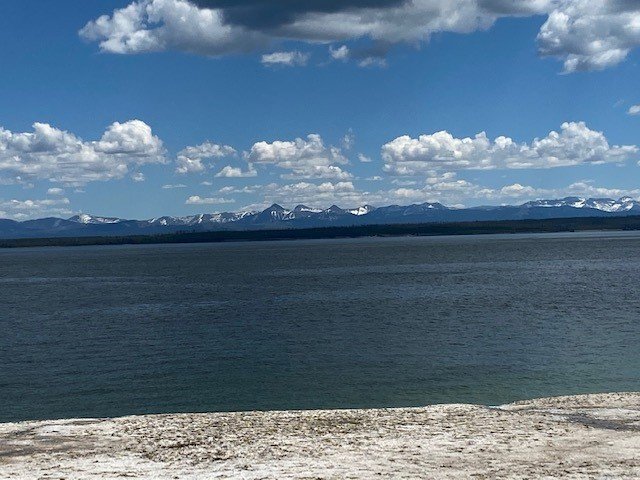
[81,0,640,71]
[382,122,637,175]
[0,120,164,185]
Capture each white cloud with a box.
[80,0,265,56]
[392,179,419,186]
[341,130,355,150]
[498,183,540,197]
[0,120,164,186]
[218,184,262,195]
[261,51,309,67]
[215,164,258,178]
[281,165,352,181]
[358,57,387,68]
[236,175,640,211]
[0,197,72,220]
[628,105,640,116]
[176,141,236,174]
[382,122,638,175]
[329,45,350,61]
[537,1,640,73]
[370,178,640,206]
[131,172,146,182]
[358,153,373,163]
[185,195,235,205]
[242,176,484,209]
[563,181,640,199]
[162,183,187,189]
[247,134,352,180]
[46,187,65,196]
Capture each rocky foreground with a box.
[1,392,639,479]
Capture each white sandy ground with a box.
[1,392,639,479]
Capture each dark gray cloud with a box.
[191,0,407,29]
[476,0,550,15]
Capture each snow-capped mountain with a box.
[522,196,640,212]
[68,214,123,225]
[148,211,255,227]
[1,196,640,239]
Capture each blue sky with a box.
[0,0,639,219]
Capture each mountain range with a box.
[2,196,640,239]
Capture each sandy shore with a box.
[1,392,639,479]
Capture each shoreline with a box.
[2,392,639,479]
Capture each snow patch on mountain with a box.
[523,197,640,213]
[69,214,123,225]
[349,205,376,216]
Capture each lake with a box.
[1,231,639,422]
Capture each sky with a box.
[0,0,639,220]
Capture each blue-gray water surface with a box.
[1,232,640,422]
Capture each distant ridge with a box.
[1,196,640,239]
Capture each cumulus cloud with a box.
[215,164,258,178]
[237,173,491,209]
[628,105,640,116]
[0,197,72,220]
[80,0,265,56]
[233,174,640,212]
[562,181,640,199]
[382,122,638,175]
[261,51,309,67]
[47,187,65,196]
[471,180,640,202]
[240,177,515,209]
[0,120,165,186]
[363,177,640,207]
[246,134,352,180]
[185,195,235,205]
[131,172,146,182]
[537,1,640,73]
[424,177,640,203]
[176,141,236,174]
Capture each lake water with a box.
[1,232,639,422]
